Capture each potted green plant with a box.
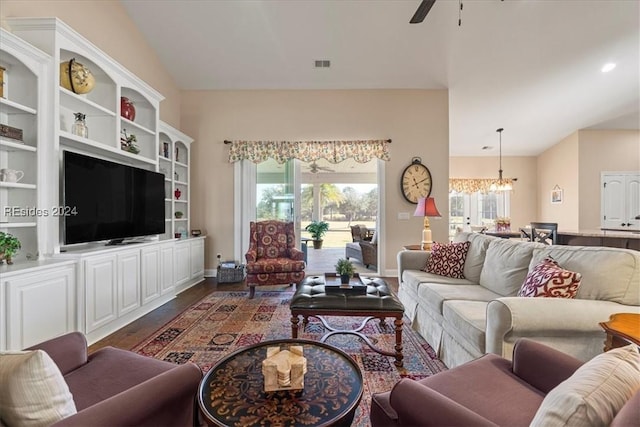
[305,220,329,249]
[120,129,140,154]
[0,231,21,265]
[335,258,355,285]
[175,211,184,219]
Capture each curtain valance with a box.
[227,139,391,164]
[449,178,515,194]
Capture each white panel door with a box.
[85,255,117,333]
[626,176,640,229]
[141,246,160,305]
[117,250,141,316]
[190,238,204,278]
[602,175,626,229]
[174,241,190,287]
[6,265,76,349]
[160,243,175,295]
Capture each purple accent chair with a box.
[27,332,203,426]
[245,220,306,298]
[370,339,640,427]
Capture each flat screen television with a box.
[63,151,165,245]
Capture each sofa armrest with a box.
[388,379,498,427]
[26,332,87,375]
[397,250,431,284]
[52,362,203,427]
[511,338,583,393]
[486,298,640,361]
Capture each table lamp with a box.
[414,197,441,250]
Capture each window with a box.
[448,191,511,239]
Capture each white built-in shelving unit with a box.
[159,121,193,240]
[0,28,51,262]
[0,18,204,351]
[8,17,164,254]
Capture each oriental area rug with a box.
[131,290,446,427]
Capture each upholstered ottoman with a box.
[290,274,405,366]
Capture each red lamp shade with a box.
[414,197,441,218]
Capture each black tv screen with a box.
[63,151,165,245]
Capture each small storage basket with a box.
[217,264,246,283]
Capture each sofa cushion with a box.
[64,346,181,410]
[480,238,538,296]
[402,270,475,297]
[518,257,582,298]
[442,300,488,354]
[454,232,494,284]
[424,241,471,279]
[420,283,502,316]
[417,353,545,426]
[532,246,640,306]
[530,344,640,427]
[0,350,77,427]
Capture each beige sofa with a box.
[397,232,640,368]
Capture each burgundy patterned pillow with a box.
[518,257,582,298]
[424,241,470,279]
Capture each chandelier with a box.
[489,127,513,192]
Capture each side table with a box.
[599,313,640,352]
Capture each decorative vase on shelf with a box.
[72,112,88,138]
[60,58,95,94]
[120,97,136,121]
[174,188,181,200]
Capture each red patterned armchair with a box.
[245,220,306,298]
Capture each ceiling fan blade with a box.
[410,0,436,24]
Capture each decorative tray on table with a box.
[323,273,368,295]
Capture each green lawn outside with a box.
[300,220,376,248]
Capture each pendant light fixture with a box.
[490,127,513,192]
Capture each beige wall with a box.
[536,129,640,231]
[1,1,182,126]
[181,90,449,271]
[537,131,580,229]
[450,156,537,229]
[578,129,640,229]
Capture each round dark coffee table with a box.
[198,339,363,427]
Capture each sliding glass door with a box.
[234,159,300,261]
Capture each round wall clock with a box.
[401,157,432,204]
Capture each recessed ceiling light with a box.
[601,63,616,73]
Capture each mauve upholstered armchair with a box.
[27,332,203,426]
[245,220,306,298]
[370,339,640,427]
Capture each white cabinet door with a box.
[190,238,205,279]
[85,255,117,333]
[627,175,640,229]
[160,243,175,295]
[602,173,640,230]
[602,175,626,229]
[174,241,191,287]
[5,265,76,349]
[141,246,161,305]
[117,250,141,316]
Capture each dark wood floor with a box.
[88,276,399,353]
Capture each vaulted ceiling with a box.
[121,0,639,157]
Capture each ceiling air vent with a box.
[314,60,331,68]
